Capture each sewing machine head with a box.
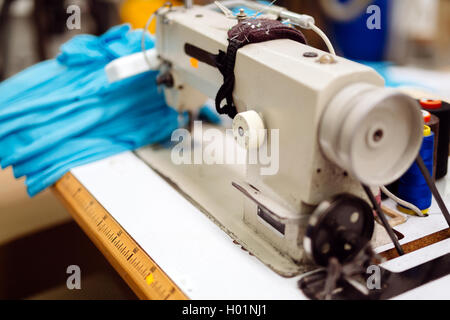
[106,1,424,272]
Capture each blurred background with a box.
[0,0,449,299]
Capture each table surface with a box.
[63,150,450,300]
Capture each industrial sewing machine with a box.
[106,1,450,299]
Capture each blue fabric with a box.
[198,105,221,125]
[360,61,422,88]
[0,24,181,196]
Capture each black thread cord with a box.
[416,155,450,228]
[215,42,240,119]
[362,185,405,256]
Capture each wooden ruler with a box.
[380,228,450,260]
[52,172,188,300]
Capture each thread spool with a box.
[384,112,440,201]
[420,99,450,179]
[232,110,265,150]
[422,111,440,180]
[383,110,439,201]
[397,125,434,215]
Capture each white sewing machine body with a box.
[106,3,423,275]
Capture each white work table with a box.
[64,151,450,300]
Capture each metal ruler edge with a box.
[52,172,188,300]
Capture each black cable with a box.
[416,155,450,228]
[362,184,404,256]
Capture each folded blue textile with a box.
[0,71,167,167]
[25,106,180,196]
[0,25,150,113]
[0,24,182,196]
[0,24,221,196]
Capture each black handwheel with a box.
[304,194,375,267]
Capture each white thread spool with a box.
[232,110,265,150]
